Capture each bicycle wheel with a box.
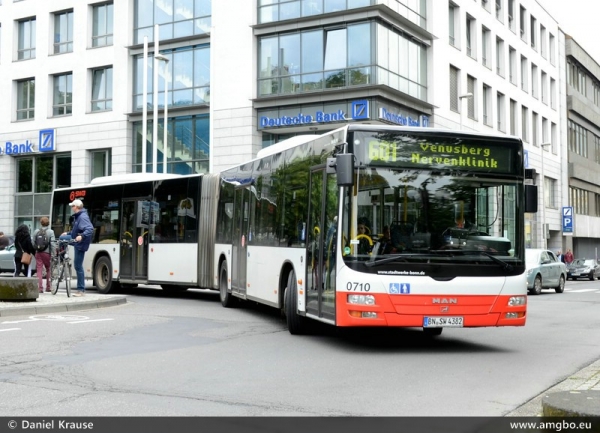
[52,261,63,295]
[65,261,72,297]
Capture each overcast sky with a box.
[537,0,600,64]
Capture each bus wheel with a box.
[285,270,306,335]
[94,256,116,294]
[219,261,235,308]
[423,327,443,337]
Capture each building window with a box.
[483,84,492,126]
[530,15,536,49]
[549,33,556,64]
[134,0,211,44]
[540,25,547,58]
[531,63,538,99]
[521,105,528,142]
[53,10,74,54]
[53,73,73,116]
[91,66,113,112]
[521,55,528,92]
[550,77,556,109]
[92,2,114,47]
[449,65,459,112]
[542,117,548,145]
[497,91,505,132]
[495,0,503,21]
[496,37,505,76]
[567,60,587,96]
[507,0,514,31]
[466,15,476,59]
[509,46,516,85]
[15,154,71,229]
[531,111,538,146]
[91,149,112,180]
[541,71,548,104]
[133,114,210,174]
[545,177,556,208]
[568,120,588,158]
[519,6,527,42]
[594,81,600,107]
[596,134,600,165]
[17,17,36,60]
[449,2,458,47]
[595,193,600,217]
[570,187,589,215]
[134,44,210,111]
[467,75,476,120]
[482,26,491,68]
[16,78,35,120]
[551,122,557,153]
[509,99,517,135]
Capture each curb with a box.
[542,390,600,417]
[0,296,127,317]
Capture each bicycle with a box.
[50,239,74,297]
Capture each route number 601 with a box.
[346,282,371,292]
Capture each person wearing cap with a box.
[61,199,93,297]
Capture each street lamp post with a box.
[540,142,552,249]
[459,93,473,130]
[155,54,169,174]
[151,26,170,174]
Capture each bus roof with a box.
[88,172,185,186]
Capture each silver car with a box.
[525,249,567,295]
[0,244,37,275]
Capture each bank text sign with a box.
[0,129,55,156]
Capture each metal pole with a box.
[541,152,545,249]
[163,59,169,174]
[142,37,148,173]
[152,25,159,174]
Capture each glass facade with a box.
[258,21,427,100]
[93,2,114,47]
[133,115,210,175]
[133,45,210,111]
[17,79,35,120]
[134,0,211,44]
[15,154,71,230]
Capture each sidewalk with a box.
[0,286,127,317]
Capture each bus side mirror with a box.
[524,185,538,213]
[327,154,354,187]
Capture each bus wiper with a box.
[365,254,415,268]
[430,249,513,272]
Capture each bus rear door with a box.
[119,199,149,283]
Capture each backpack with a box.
[34,228,50,252]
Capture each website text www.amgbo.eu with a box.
[510,420,594,432]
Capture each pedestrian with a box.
[564,248,574,264]
[557,250,564,263]
[14,224,36,277]
[61,199,93,297]
[0,231,9,251]
[33,216,55,293]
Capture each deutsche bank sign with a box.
[0,129,56,156]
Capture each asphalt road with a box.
[1,280,599,417]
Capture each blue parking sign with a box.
[562,206,573,234]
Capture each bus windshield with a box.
[341,130,524,276]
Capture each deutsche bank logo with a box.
[351,100,369,120]
[389,283,410,294]
[39,129,55,152]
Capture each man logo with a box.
[432,298,458,304]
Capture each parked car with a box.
[567,258,600,281]
[0,244,37,275]
[525,248,567,295]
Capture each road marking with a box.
[2,314,90,324]
[67,319,114,324]
[567,288,599,293]
[0,328,21,332]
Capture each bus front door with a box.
[231,187,249,298]
[119,199,149,283]
[306,169,336,322]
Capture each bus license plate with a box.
[423,316,463,328]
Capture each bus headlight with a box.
[347,294,375,305]
[508,296,527,306]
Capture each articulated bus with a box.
[50,124,536,336]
